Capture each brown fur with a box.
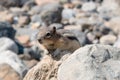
[37,27,80,53]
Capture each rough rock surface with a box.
[23,51,71,80]
[58,44,120,80]
[23,55,61,80]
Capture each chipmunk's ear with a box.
[51,26,56,34]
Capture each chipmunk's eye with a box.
[45,32,51,38]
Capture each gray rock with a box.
[72,30,89,46]
[0,50,28,77]
[40,3,63,26]
[30,3,63,25]
[81,2,97,12]
[29,3,62,25]
[22,0,35,11]
[20,0,30,6]
[0,0,31,7]
[30,15,43,27]
[24,45,44,60]
[0,37,18,53]
[57,29,87,46]
[0,5,7,11]
[31,15,42,23]
[97,0,120,20]
[58,44,120,80]
[28,6,42,15]
[62,8,75,20]
[30,3,62,14]
[49,23,63,29]
[15,28,38,37]
[76,15,100,26]
[0,0,20,7]
[0,22,16,39]
[97,0,120,16]
[10,7,26,16]
[98,0,115,11]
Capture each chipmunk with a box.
[37,26,80,54]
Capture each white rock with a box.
[0,37,18,53]
[0,50,28,77]
[62,8,75,20]
[82,2,97,12]
[97,0,119,13]
[100,34,117,45]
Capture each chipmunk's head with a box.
[37,27,62,50]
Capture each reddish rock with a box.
[31,22,41,29]
[16,35,30,47]
[0,63,21,80]
[5,14,14,23]
[63,3,75,9]
[0,11,8,21]
[0,11,14,23]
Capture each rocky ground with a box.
[1,0,120,80]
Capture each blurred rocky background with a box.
[0,0,120,80]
